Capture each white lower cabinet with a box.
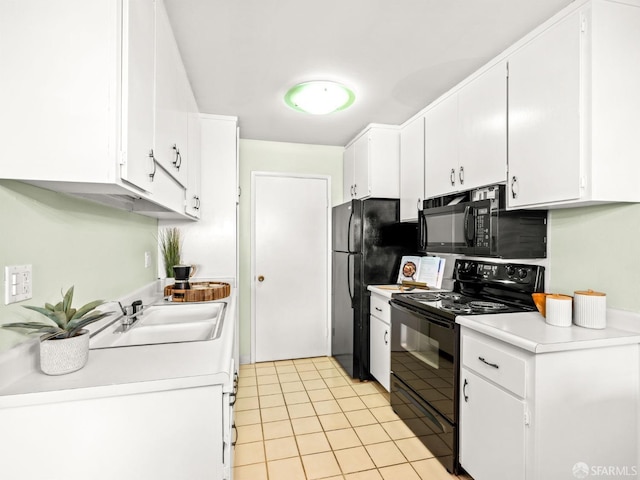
[369,293,391,391]
[0,385,225,480]
[460,367,526,480]
[459,326,639,480]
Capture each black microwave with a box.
[418,185,547,258]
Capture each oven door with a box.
[391,373,457,474]
[389,300,458,423]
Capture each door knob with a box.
[258,275,265,282]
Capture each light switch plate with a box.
[4,265,32,305]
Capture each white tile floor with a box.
[234,356,471,480]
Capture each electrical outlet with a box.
[144,251,151,269]
[4,265,32,305]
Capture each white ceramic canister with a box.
[545,294,573,327]
[573,289,607,329]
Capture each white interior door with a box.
[252,173,330,362]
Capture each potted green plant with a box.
[159,227,182,278]
[1,286,112,375]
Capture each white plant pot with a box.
[39,329,90,375]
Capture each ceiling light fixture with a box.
[284,81,355,115]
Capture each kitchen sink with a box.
[137,302,224,326]
[90,301,226,349]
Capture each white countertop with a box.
[456,310,640,353]
[0,284,237,408]
[367,284,438,299]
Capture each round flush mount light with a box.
[284,81,355,115]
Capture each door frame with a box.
[250,171,332,364]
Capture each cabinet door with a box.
[121,0,155,192]
[185,91,201,218]
[459,367,525,480]
[369,315,390,391]
[353,134,370,199]
[425,94,459,198]
[507,10,582,207]
[343,143,356,201]
[155,0,188,188]
[458,62,507,191]
[400,115,425,221]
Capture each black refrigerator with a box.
[332,198,417,380]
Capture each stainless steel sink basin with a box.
[90,301,226,349]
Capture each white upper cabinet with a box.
[343,143,356,200]
[400,115,425,221]
[121,0,156,193]
[343,125,400,200]
[155,0,189,188]
[424,94,459,198]
[458,61,507,192]
[0,0,200,219]
[185,89,202,218]
[425,61,507,199]
[353,134,370,199]
[507,11,582,208]
[0,0,128,185]
[507,0,640,208]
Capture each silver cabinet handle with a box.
[459,166,464,185]
[384,330,389,345]
[463,378,469,402]
[416,198,422,211]
[511,176,518,199]
[478,356,499,369]
[375,307,382,312]
[450,168,456,186]
[354,184,357,197]
[172,144,182,170]
[231,423,237,447]
[148,149,157,181]
[350,185,354,197]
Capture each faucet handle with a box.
[131,300,143,315]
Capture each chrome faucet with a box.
[117,300,144,329]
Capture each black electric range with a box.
[388,259,545,474]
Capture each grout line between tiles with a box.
[235,356,459,480]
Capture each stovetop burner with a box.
[391,259,545,319]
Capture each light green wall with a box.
[238,139,344,359]
[0,180,158,352]
[548,203,640,312]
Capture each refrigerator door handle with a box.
[347,209,354,253]
[347,253,354,307]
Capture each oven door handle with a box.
[390,302,455,330]
[396,384,448,434]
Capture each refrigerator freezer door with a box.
[332,200,362,253]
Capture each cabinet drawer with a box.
[370,295,390,323]
[462,334,527,397]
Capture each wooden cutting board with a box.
[164,281,231,302]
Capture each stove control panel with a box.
[454,260,544,291]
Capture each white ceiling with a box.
[164,0,573,146]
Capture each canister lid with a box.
[574,289,606,296]
[547,294,573,301]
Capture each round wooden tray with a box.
[164,281,231,302]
